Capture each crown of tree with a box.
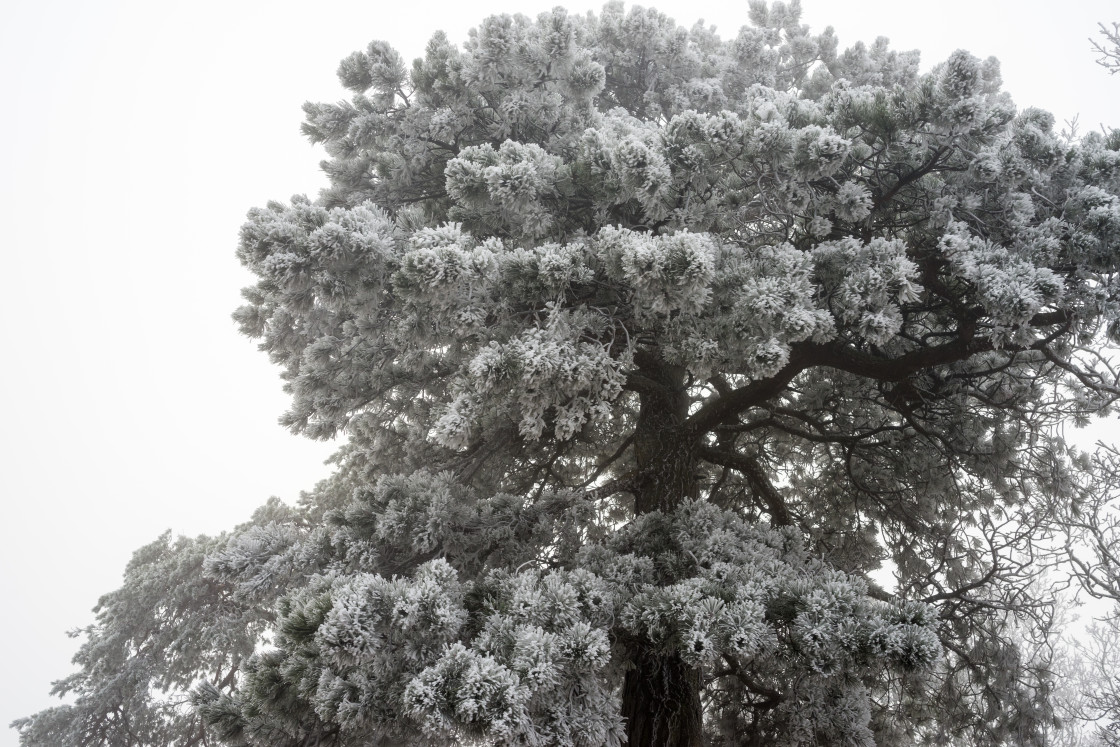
[16,3,1120,746]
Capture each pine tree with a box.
[18,2,1120,745]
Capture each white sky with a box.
[2,1,1118,743]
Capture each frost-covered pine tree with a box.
[18,2,1120,745]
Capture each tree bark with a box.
[623,357,705,747]
[631,360,698,515]
[622,647,704,747]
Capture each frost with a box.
[41,5,1120,747]
[813,237,919,346]
[940,221,1064,335]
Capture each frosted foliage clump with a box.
[597,226,717,320]
[445,141,568,239]
[716,243,835,377]
[940,222,1064,341]
[316,560,467,669]
[406,569,623,747]
[403,644,531,741]
[580,116,677,221]
[290,560,470,732]
[813,237,920,346]
[437,310,629,445]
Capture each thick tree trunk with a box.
[623,357,705,747]
[622,648,704,747]
[630,360,698,515]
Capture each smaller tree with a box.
[9,500,298,747]
[1060,446,1120,745]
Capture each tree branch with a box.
[687,333,995,434]
[698,446,792,527]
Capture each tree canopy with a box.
[16,2,1120,745]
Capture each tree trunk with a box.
[623,357,705,747]
[622,647,704,747]
[630,360,698,515]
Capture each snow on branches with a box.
[21,2,1120,747]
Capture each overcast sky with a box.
[2,1,1119,742]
